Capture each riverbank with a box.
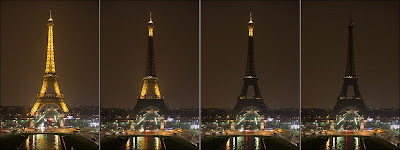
[63,134,99,150]
[0,134,27,149]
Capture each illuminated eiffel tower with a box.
[232,13,268,117]
[132,13,168,117]
[30,10,69,116]
[333,19,368,116]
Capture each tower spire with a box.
[149,12,153,24]
[45,9,56,74]
[48,9,53,22]
[345,18,356,78]
[246,12,256,77]
[249,12,253,24]
[146,12,156,77]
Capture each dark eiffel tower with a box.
[132,13,168,117]
[232,13,268,117]
[333,19,368,116]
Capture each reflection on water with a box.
[21,134,63,150]
[125,136,162,150]
[325,136,363,150]
[224,136,264,150]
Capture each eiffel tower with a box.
[30,10,69,116]
[132,13,168,117]
[232,13,268,117]
[333,19,368,116]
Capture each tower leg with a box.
[60,101,69,112]
[30,101,41,116]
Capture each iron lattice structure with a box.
[333,19,368,116]
[30,10,69,116]
[132,13,168,117]
[233,13,268,117]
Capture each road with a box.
[378,131,400,146]
[124,130,175,136]
[325,130,375,136]
[24,128,73,134]
[102,129,199,147]
[177,129,199,146]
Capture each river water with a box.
[325,136,364,150]
[124,136,162,150]
[224,136,265,150]
[19,134,64,150]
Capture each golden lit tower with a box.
[133,13,168,117]
[30,10,69,116]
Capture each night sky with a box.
[1,1,99,106]
[202,1,300,108]
[100,1,199,108]
[302,1,399,108]
[1,1,398,110]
